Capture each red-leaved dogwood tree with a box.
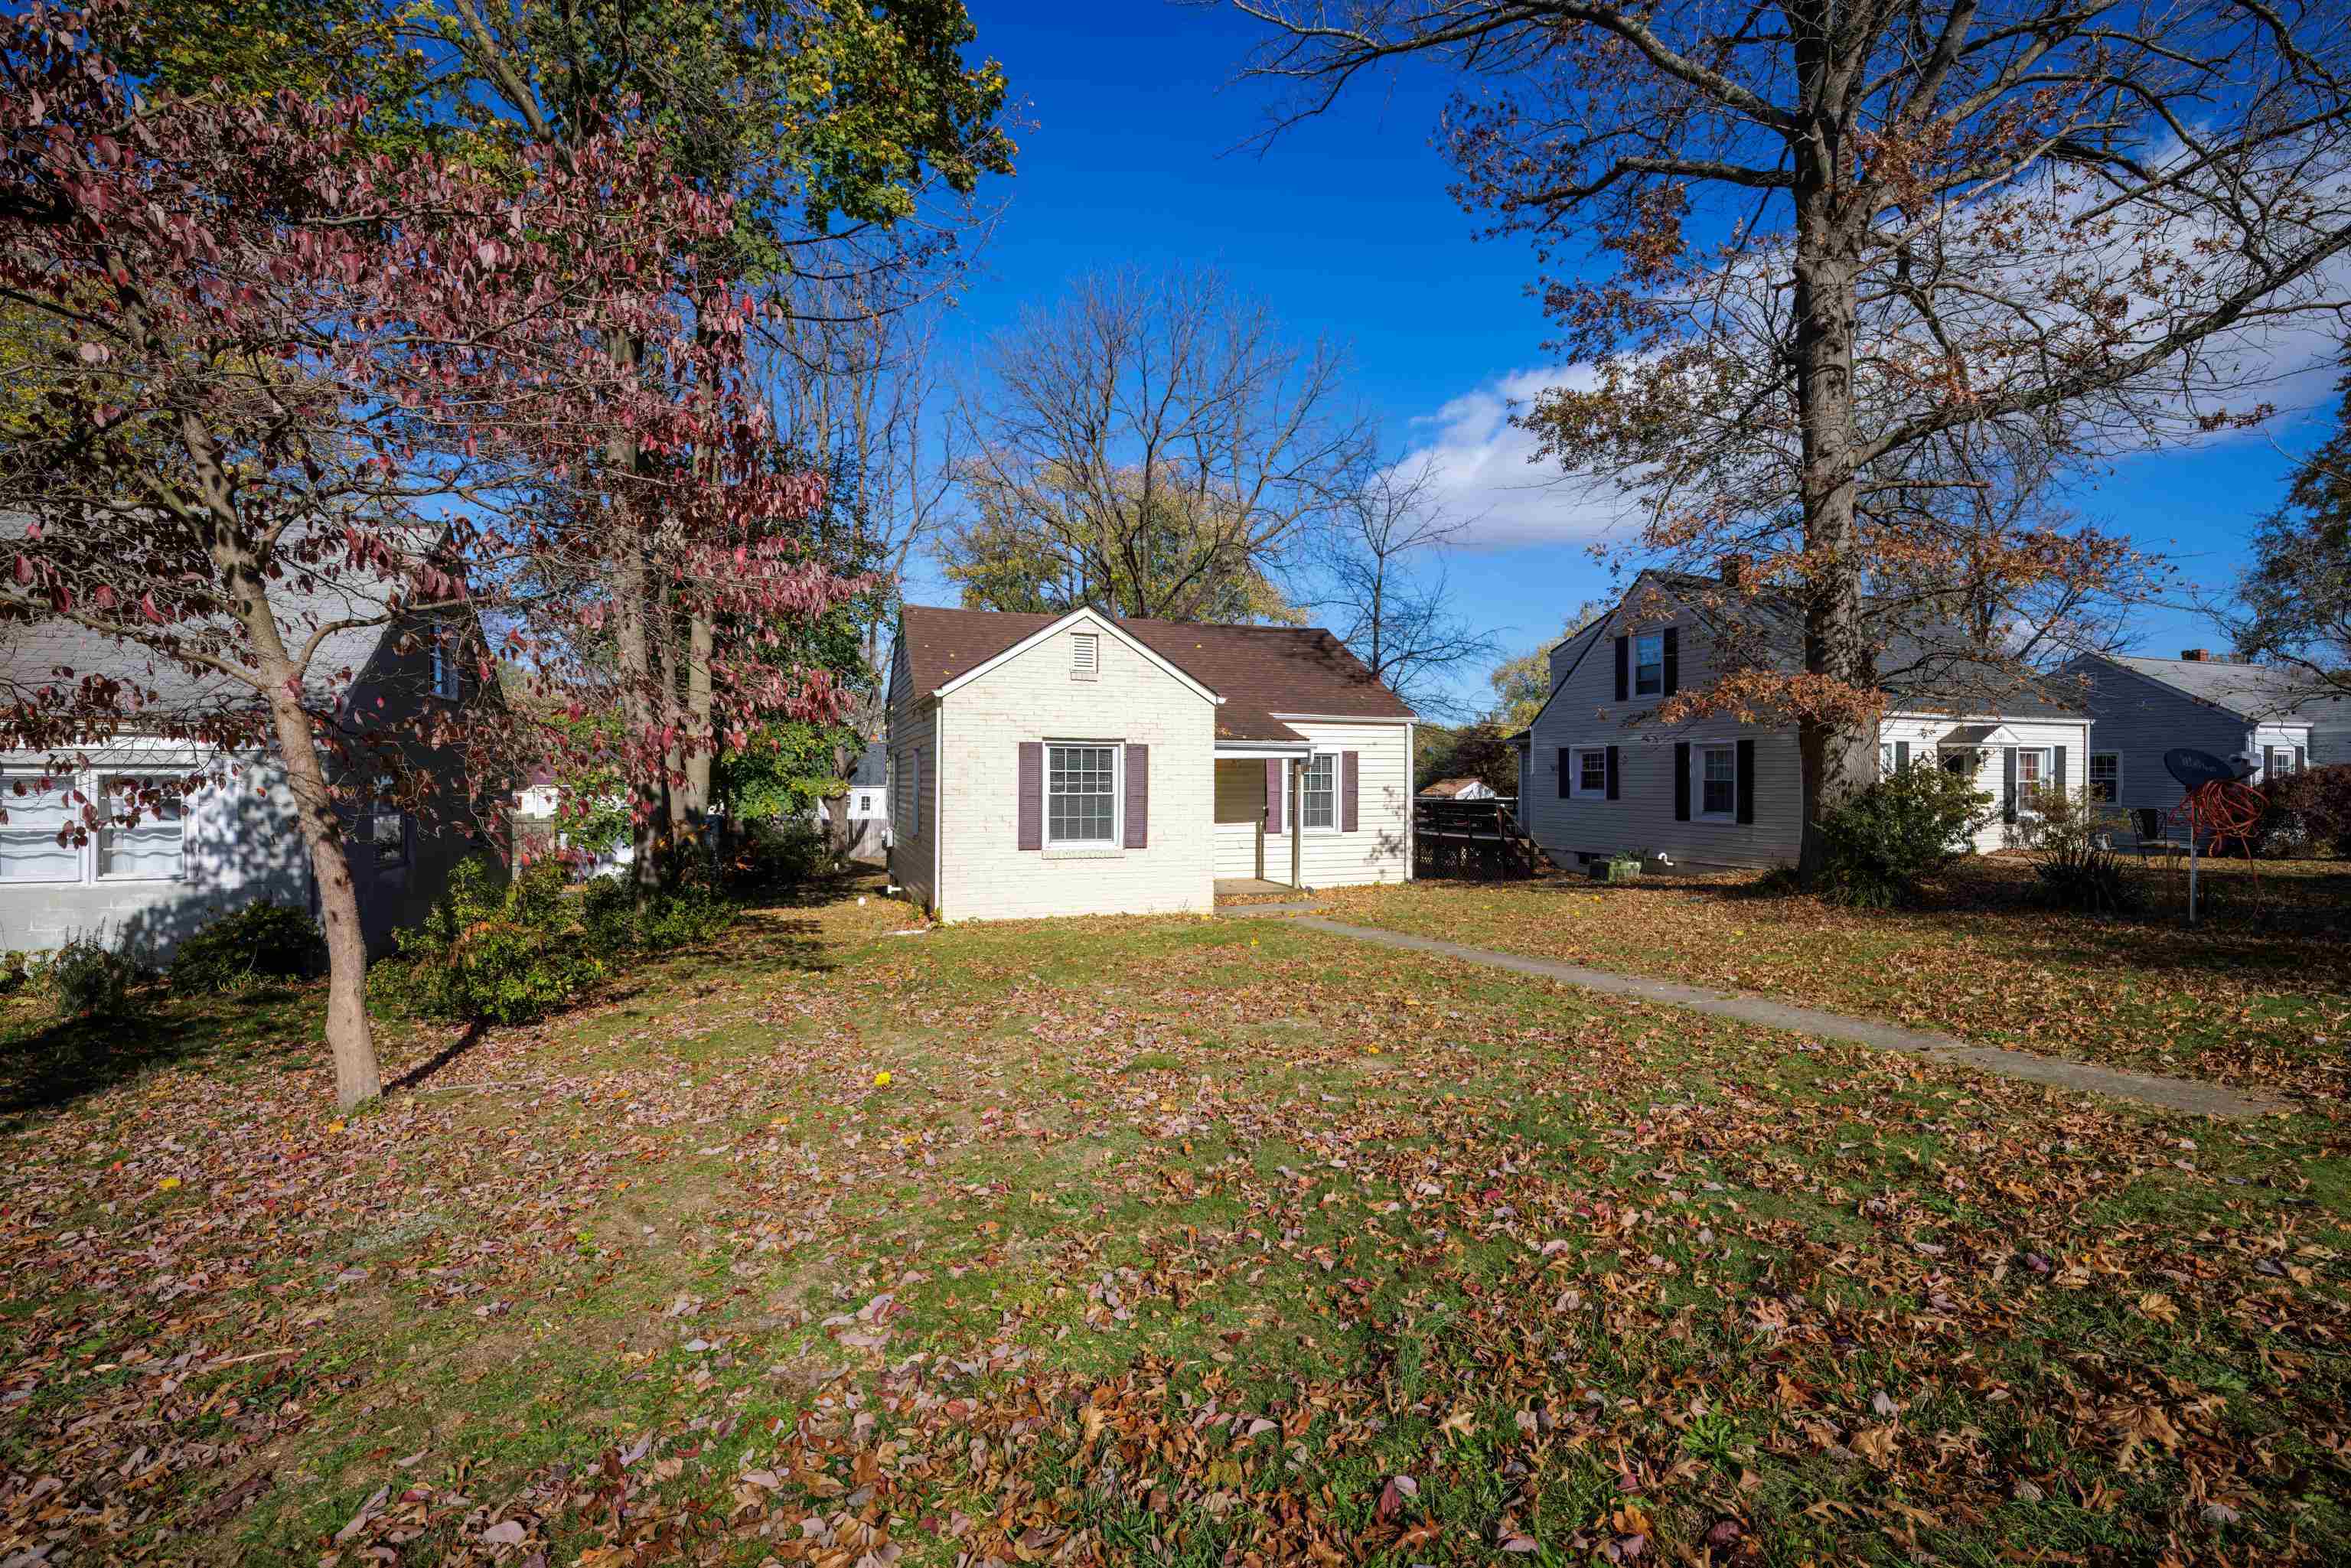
[0,2,859,1107]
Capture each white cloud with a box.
[1388,364,1642,548]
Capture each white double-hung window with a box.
[1300,751,1338,830]
[1573,748,1608,799]
[1697,744,1737,820]
[1047,743,1118,845]
[0,774,81,882]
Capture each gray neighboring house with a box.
[2056,648,2349,825]
[0,524,494,963]
[1511,567,2094,870]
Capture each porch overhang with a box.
[1215,740,1312,760]
[1937,722,2022,748]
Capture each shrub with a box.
[1815,763,1994,908]
[383,857,602,1025]
[2265,764,2351,857]
[723,816,828,892]
[49,936,137,1019]
[168,901,328,994]
[581,872,736,954]
[2026,786,2141,914]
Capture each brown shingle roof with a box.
[896,605,1415,743]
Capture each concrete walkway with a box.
[1229,903,2288,1120]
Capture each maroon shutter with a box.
[1263,759,1281,833]
[1017,742,1042,850]
[1341,751,1359,832]
[1123,744,1149,848]
[1288,760,1299,832]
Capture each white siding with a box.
[0,745,311,960]
[1877,716,2093,852]
[935,615,1215,920]
[1254,721,1413,888]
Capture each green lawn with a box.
[2,875,2348,1564]
[1316,856,2351,1108]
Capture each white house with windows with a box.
[2057,649,2347,828]
[884,605,1417,921]
[1511,567,2093,869]
[0,518,491,961]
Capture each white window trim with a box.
[1572,746,1609,800]
[2012,748,2053,816]
[1694,742,1738,823]
[0,770,85,885]
[1,768,194,886]
[1632,631,1666,698]
[2089,751,2121,805]
[1299,749,1342,834]
[1045,738,1123,849]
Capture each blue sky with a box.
[905,1,2342,716]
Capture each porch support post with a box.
[1290,758,1304,891]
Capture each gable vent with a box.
[1071,631,1099,680]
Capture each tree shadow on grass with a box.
[0,983,318,1128]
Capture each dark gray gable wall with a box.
[2062,654,2265,827]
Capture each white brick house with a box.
[885,605,1417,921]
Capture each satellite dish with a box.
[2164,748,2241,791]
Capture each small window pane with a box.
[1302,753,1336,830]
[0,776,80,882]
[1577,750,1606,794]
[1048,745,1117,844]
[2017,750,2043,784]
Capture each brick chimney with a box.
[1719,553,1753,587]
[2180,647,2210,661]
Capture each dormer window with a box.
[1633,631,1665,696]
[1071,631,1099,680]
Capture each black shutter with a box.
[2296,745,2307,772]
[2052,745,2068,798]
[1557,746,1570,799]
[1894,740,1909,772]
[2002,747,2018,823]
[1736,738,1756,824]
[1661,628,1679,696]
[1674,742,1691,821]
[1614,636,1629,703]
[1605,745,1620,800]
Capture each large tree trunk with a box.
[604,331,670,905]
[187,409,380,1107]
[1788,67,1873,884]
[673,607,714,868]
[266,681,380,1109]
